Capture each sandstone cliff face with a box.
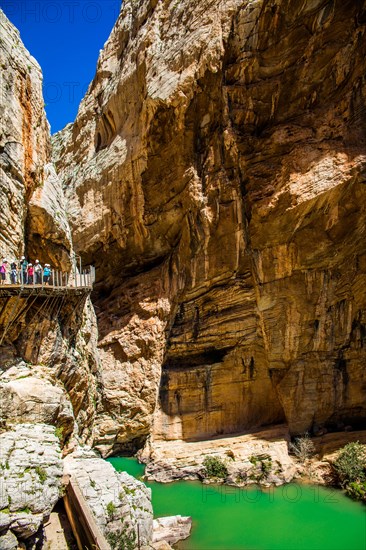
[54,0,366,456]
[0,12,107,545]
[0,11,164,548]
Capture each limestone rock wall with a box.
[0,424,63,547]
[53,0,366,454]
[64,449,153,547]
[0,9,50,260]
[0,9,100,446]
[0,294,100,446]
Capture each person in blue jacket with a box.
[43,264,51,285]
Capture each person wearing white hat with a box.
[34,259,43,285]
[19,256,28,285]
[43,264,51,285]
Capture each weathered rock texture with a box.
[63,448,153,548]
[0,424,62,547]
[0,295,99,445]
[53,0,366,457]
[27,162,73,269]
[0,10,100,447]
[140,424,296,484]
[0,9,50,261]
[153,515,192,547]
[0,363,74,438]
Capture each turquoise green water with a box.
[108,457,366,550]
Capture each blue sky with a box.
[1,0,121,133]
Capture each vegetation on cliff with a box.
[333,442,366,503]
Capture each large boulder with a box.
[153,516,192,547]
[0,363,75,440]
[0,424,62,545]
[63,448,153,548]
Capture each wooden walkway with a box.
[63,476,111,550]
[0,268,95,345]
[0,268,94,298]
[0,284,92,298]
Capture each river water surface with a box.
[108,457,365,550]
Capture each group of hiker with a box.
[0,257,52,286]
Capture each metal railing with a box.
[5,266,95,290]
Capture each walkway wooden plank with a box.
[0,284,92,298]
[63,476,111,550]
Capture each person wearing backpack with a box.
[10,261,17,284]
[34,259,43,284]
[0,259,8,285]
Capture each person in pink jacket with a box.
[0,259,8,285]
[27,263,34,285]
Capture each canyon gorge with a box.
[0,0,366,547]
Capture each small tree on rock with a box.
[289,433,316,462]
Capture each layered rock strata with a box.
[140,424,296,484]
[53,0,366,457]
[0,294,99,445]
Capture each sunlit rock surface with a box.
[63,448,153,547]
[27,163,73,269]
[0,363,74,439]
[140,424,296,484]
[53,0,366,457]
[153,515,192,547]
[0,295,100,446]
[0,9,50,260]
[0,424,62,546]
[0,10,100,448]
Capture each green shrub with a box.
[261,457,272,477]
[203,456,228,479]
[107,527,136,550]
[249,455,258,466]
[333,442,366,486]
[333,442,366,501]
[347,481,366,501]
[55,427,64,441]
[248,454,272,481]
[106,501,116,520]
